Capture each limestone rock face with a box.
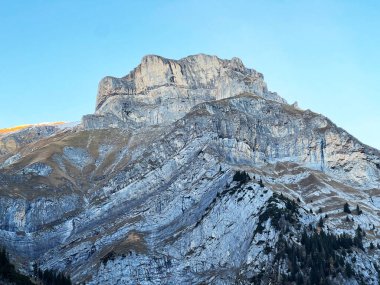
[84,54,285,129]
[1,55,380,285]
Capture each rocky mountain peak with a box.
[1,54,380,285]
[87,55,285,130]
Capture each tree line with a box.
[0,247,72,285]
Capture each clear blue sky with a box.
[0,0,379,149]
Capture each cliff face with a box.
[0,55,380,285]
[83,54,285,129]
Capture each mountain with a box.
[0,54,379,285]
[0,123,65,156]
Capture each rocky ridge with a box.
[0,54,379,285]
[83,54,285,129]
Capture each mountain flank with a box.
[0,54,379,285]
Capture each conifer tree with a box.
[356,204,362,215]
[318,217,324,228]
[344,202,351,213]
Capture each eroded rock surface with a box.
[0,55,380,285]
[84,54,285,129]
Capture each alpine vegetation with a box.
[0,54,379,284]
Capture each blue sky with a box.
[0,0,379,149]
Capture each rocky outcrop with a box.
[0,55,380,285]
[0,122,79,159]
[83,54,285,129]
[0,125,59,158]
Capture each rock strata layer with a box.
[0,55,379,285]
[84,54,285,129]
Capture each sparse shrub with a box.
[354,226,364,250]
[318,217,324,228]
[356,204,362,215]
[345,263,354,278]
[255,194,298,234]
[101,250,116,264]
[344,202,351,214]
[264,246,272,254]
[233,171,251,183]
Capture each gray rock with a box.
[84,54,286,129]
[0,55,379,285]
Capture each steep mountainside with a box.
[0,122,70,157]
[0,55,379,285]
